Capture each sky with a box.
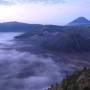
[0,0,90,25]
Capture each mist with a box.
[0,49,69,90]
[0,33,78,90]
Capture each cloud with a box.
[0,0,12,5]
[0,0,65,5]
[18,0,65,3]
[0,49,65,90]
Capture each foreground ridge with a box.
[48,68,90,90]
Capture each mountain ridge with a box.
[0,17,90,32]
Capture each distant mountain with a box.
[67,17,90,26]
[0,17,90,32]
[0,21,43,32]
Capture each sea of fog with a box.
[0,33,78,90]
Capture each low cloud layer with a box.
[0,32,85,90]
[0,49,65,90]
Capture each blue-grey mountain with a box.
[67,17,90,26]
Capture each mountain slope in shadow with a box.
[15,25,90,53]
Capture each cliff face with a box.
[48,68,90,90]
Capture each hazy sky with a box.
[0,0,90,25]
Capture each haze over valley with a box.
[0,0,90,90]
[0,17,90,90]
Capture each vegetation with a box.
[48,68,90,90]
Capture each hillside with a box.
[48,68,90,90]
[15,26,90,53]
